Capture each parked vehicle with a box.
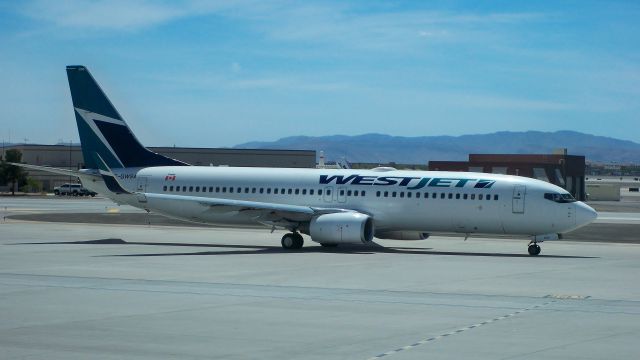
[53,183,97,197]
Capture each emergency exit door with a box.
[512,185,526,213]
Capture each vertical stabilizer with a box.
[66,65,188,169]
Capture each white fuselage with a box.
[84,166,597,236]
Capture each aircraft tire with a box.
[281,233,303,250]
[528,244,541,256]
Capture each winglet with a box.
[92,153,132,195]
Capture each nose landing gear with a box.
[281,232,304,250]
[528,240,541,256]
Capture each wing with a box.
[9,162,101,183]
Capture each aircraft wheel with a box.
[320,243,338,248]
[528,244,541,256]
[281,233,303,250]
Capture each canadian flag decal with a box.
[165,174,176,181]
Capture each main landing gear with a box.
[528,241,541,256]
[281,232,304,250]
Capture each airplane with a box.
[14,65,598,256]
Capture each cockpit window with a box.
[544,192,576,203]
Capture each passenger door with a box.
[512,185,526,214]
[136,177,148,203]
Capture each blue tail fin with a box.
[66,65,189,169]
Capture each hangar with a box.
[2,144,316,191]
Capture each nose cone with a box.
[575,202,598,228]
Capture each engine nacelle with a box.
[309,213,374,244]
[375,231,430,240]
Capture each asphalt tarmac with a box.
[1,196,639,359]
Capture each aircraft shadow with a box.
[10,238,597,259]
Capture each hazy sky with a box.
[1,0,639,147]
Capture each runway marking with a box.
[366,301,555,360]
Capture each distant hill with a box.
[235,131,640,164]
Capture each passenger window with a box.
[302,189,307,195]
[424,192,428,199]
[486,195,491,201]
[463,194,468,199]
[295,189,300,195]
[479,194,483,200]
[245,188,250,193]
[376,191,381,197]
[182,186,187,192]
[310,189,314,195]
[209,187,213,192]
[456,193,460,199]
[222,187,226,193]
[494,195,499,200]
[392,192,397,198]
[230,187,234,193]
[318,189,323,195]
[432,193,437,199]
[440,193,445,199]
[361,191,366,196]
[237,187,241,193]
[347,190,352,196]
[471,194,475,200]
[326,190,331,195]
[267,188,271,194]
[288,189,293,195]
[216,187,220,192]
[195,186,200,192]
[448,193,452,199]
[252,188,256,193]
[354,191,359,197]
[400,192,404,198]
[169,186,174,191]
[163,185,167,191]
[259,188,264,194]
[416,192,420,198]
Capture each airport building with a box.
[2,144,316,191]
[428,151,587,201]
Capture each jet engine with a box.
[309,213,374,244]
[375,231,430,240]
